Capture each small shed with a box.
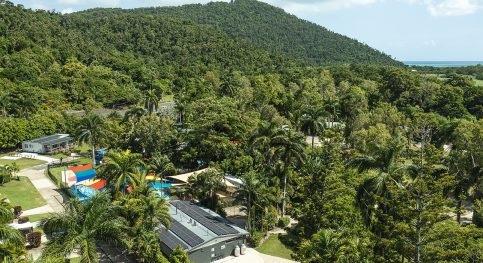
[22,134,73,153]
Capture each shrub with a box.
[277,217,291,228]
[13,206,22,217]
[27,232,42,248]
[18,216,29,224]
[247,231,265,247]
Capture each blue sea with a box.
[404,61,483,67]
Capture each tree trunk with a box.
[311,133,315,148]
[456,196,462,224]
[415,194,423,263]
[247,191,251,232]
[282,162,289,217]
[91,146,96,166]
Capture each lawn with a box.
[28,213,54,222]
[256,234,294,260]
[0,158,46,170]
[0,177,46,210]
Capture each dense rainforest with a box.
[0,0,482,262]
[113,0,401,66]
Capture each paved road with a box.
[18,164,67,214]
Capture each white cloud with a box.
[56,0,120,6]
[61,7,74,14]
[407,0,482,16]
[263,0,383,13]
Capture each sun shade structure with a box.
[167,168,208,184]
[22,134,73,153]
[159,200,248,262]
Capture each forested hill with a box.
[126,0,401,66]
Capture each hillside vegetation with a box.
[122,0,401,66]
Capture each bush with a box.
[18,216,29,224]
[247,231,265,247]
[277,217,290,228]
[13,206,22,217]
[27,232,42,248]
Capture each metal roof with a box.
[24,134,72,146]
[159,201,248,253]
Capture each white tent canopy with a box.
[167,168,209,184]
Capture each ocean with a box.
[403,61,483,67]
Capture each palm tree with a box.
[188,169,226,211]
[144,89,161,114]
[100,150,144,197]
[349,139,405,224]
[271,126,306,216]
[41,193,127,263]
[148,154,176,185]
[234,170,262,232]
[248,121,277,165]
[301,106,325,148]
[77,114,105,166]
[115,183,171,262]
[0,165,13,185]
[0,204,25,260]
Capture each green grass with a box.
[256,234,294,260]
[0,177,46,210]
[69,258,81,263]
[0,158,46,170]
[28,213,54,222]
[49,157,92,185]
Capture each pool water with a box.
[149,182,172,189]
[70,185,96,203]
[152,189,171,201]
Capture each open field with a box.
[0,158,46,170]
[0,177,46,210]
[256,234,294,260]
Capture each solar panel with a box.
[160,228,189,250]
[169,220,204,247]
[172,201,238,235]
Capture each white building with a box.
[22,134,73,153]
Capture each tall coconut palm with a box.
[234,170,262,232]
[349,139,405,224]
[100,150,144,197]
[301,106,326,148]
[271,126,306,216]
[248,121,277,165]
[77,114,105,166]
[41,193,127,263]
[144,89,161,114]
[0,205,25,260]
[188,168,226,211]
[148,154,176,184]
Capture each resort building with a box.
[22,134,73,153]
[160,200,248,262]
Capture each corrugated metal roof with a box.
[24,134,72,146]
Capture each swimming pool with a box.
[70,185,96,203]
[149,182,172,189]
[152,189,171,201]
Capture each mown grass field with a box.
[256,234,294,260]
[0,177,46,210]
[0,158,46,170]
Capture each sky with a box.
[10,0,483,61]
